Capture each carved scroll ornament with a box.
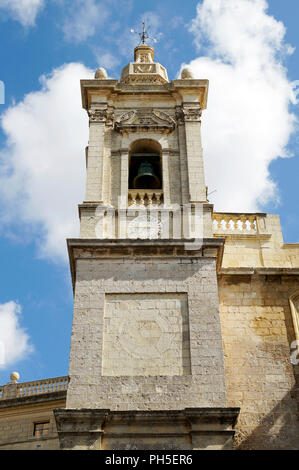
[115,109,176,134]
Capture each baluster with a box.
[241,217,247,231]
[147,193,153,206]
[220,218,226,231]
[245,219,251,231]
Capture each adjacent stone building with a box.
[0,42,298,450]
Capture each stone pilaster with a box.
[54,409,108,450]
[120,149,129,209]
[161,149,170,206]
[85,106,107,203]
[177,104,207,203]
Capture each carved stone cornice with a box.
[88,106,114,125]
[88,107,107,123]
[67,238,225,290]
[114,109,176,134]
[175,104,202,124]
[175,107,185,125]
[54,407,240,450]
[106,107,115,127]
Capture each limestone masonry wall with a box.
[0,398,66,450]
[66,255,227,410]
[219,274,299,449]
[102,293,190,376]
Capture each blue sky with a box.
[0,0,298,384]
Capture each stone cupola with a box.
[120,44,168,84]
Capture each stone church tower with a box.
[54,42,240,449]
[1,40,298,451]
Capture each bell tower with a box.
[54,36,240,450]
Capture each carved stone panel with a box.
[102,293,191,376]
[175,105,202,124]
[88,107,107,123]
[114,109,176,134]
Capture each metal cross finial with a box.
[141,21,147,44]
[130,21,157,45]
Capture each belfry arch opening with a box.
[129,139,162,190]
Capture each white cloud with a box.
[114,11,163,60]
[62,0,110,43]
[0,301,33,369]
[0,0,44,27]
[93,49,120,71]
[0,0,297,265]
[170,16,184,30]
[185,0,298,211]
[0,63,93,261]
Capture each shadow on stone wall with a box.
[235,382,299,450]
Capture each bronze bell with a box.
[133,161,160,189]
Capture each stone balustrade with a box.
[213,213,258,234]
[128,190,164,206]
[0,376,68,400]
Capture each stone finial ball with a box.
[181,68,194,79]
[10,371,20,383]
[94,67,108,79]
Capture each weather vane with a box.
[130,21,157,45]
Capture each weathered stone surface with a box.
[219,273,299,449]
[54,408,240,450]
[102,293,191,376]
[66,240,227,411]
[0,393,66,450]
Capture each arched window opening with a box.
[129,139,162,190]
